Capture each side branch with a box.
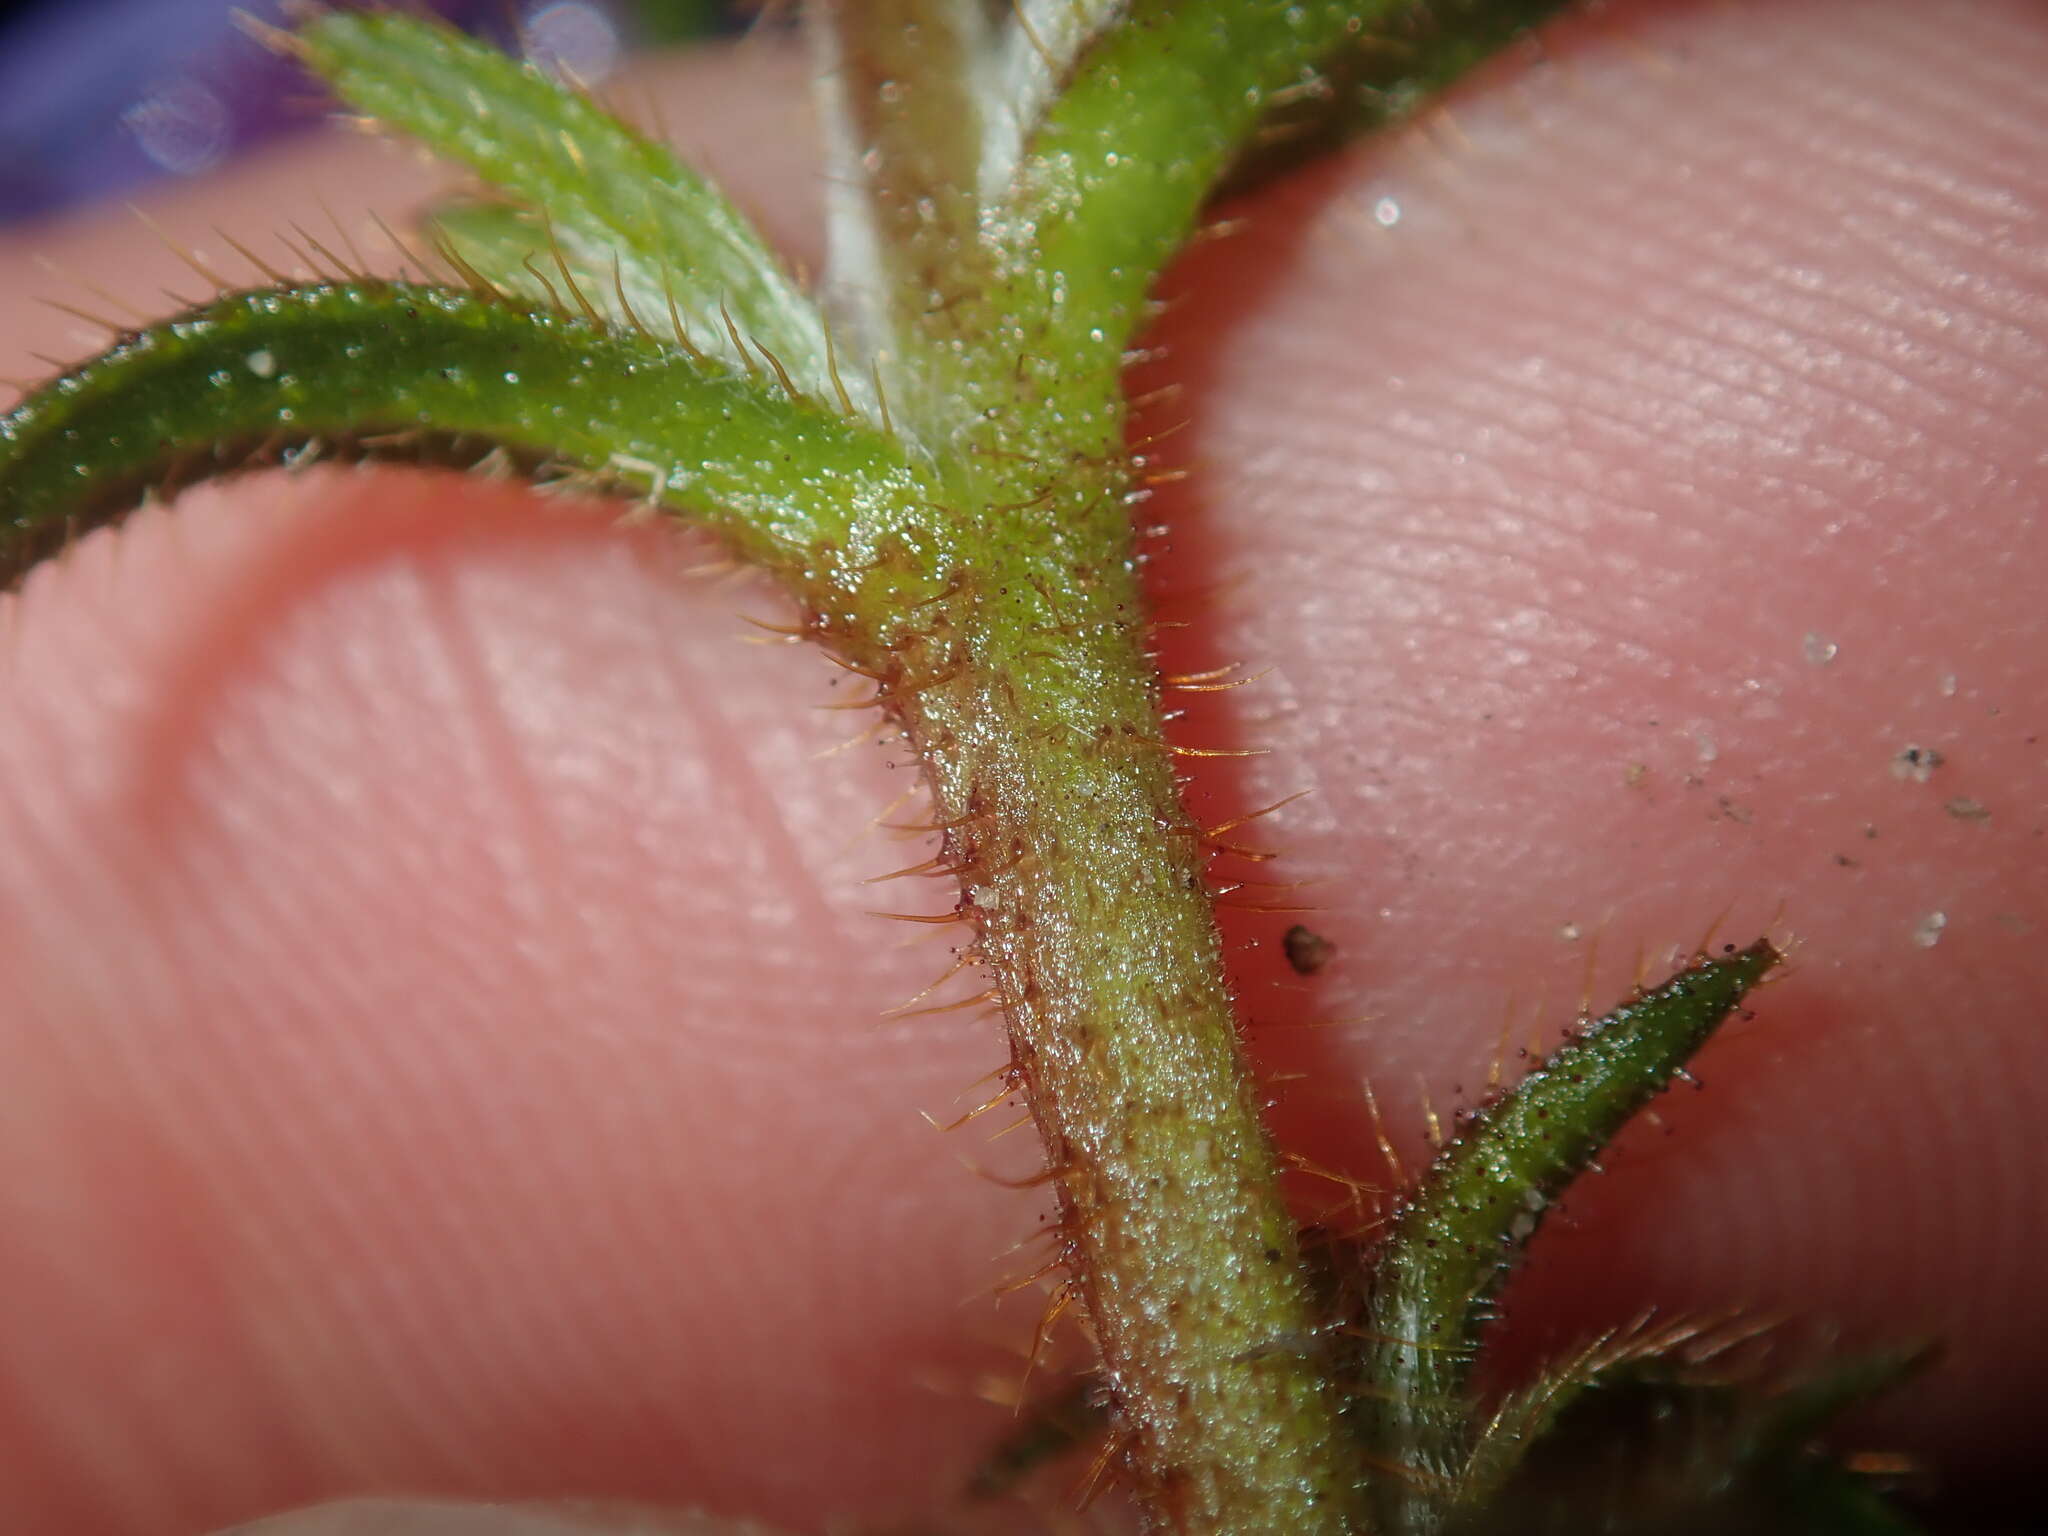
[0,281,918,586]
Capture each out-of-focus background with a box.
[0,0,742,225]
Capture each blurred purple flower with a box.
[0,0,651,225]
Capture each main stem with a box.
[813,443,1364,1531]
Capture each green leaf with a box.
[965,1376,1108,1500]
[424,198,710,352]
[1215,0,1578,200]
[289,9,837,400]
[0,281,918,586]
[1344,0,1576,127]
[1357,940,1781,1518]
[1448,1344,1933,1535]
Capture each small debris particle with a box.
[1623,762,1648,788]
[1715,795,1753,825]
[1283,924,1336,976]
[246,348,277,379]
[1945,797,1991,822]
[1833,853,1858,867]
[1802,632,1839,666]
[1911,911,1948,949]
[1557,921,1582,943]
[1891,744,1944,783]
[1939,673,1959,697]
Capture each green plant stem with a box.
[786,410,1364,1528]
[883,581,1359,1535]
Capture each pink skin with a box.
[0,2,2041,1532]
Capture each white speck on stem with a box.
[246,349,277,379]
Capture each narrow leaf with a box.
[427,198,708,351]
[1215,0,1578,201]
[0,282,918,586]
[965,1376,1107,1500]
[1448,1345,1933,1535]
[290,10,835,398]
[1359,940,1781,1508]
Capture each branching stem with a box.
[0,6,1916,1534]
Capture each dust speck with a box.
[1802,632,1838,666]
[1911,911,1948,949]
[1557,921,1582,943]
[1939,673,1959,697]
[1890,745,1943,783]
[1283,925,1336,976]
[1945,797,1990,823]
[246,349,277,379]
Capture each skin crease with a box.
[0,0,2041,1531]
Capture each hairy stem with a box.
[781,399,1364,1528]
[912,642,1356,1532]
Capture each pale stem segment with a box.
[807,0,994,427]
